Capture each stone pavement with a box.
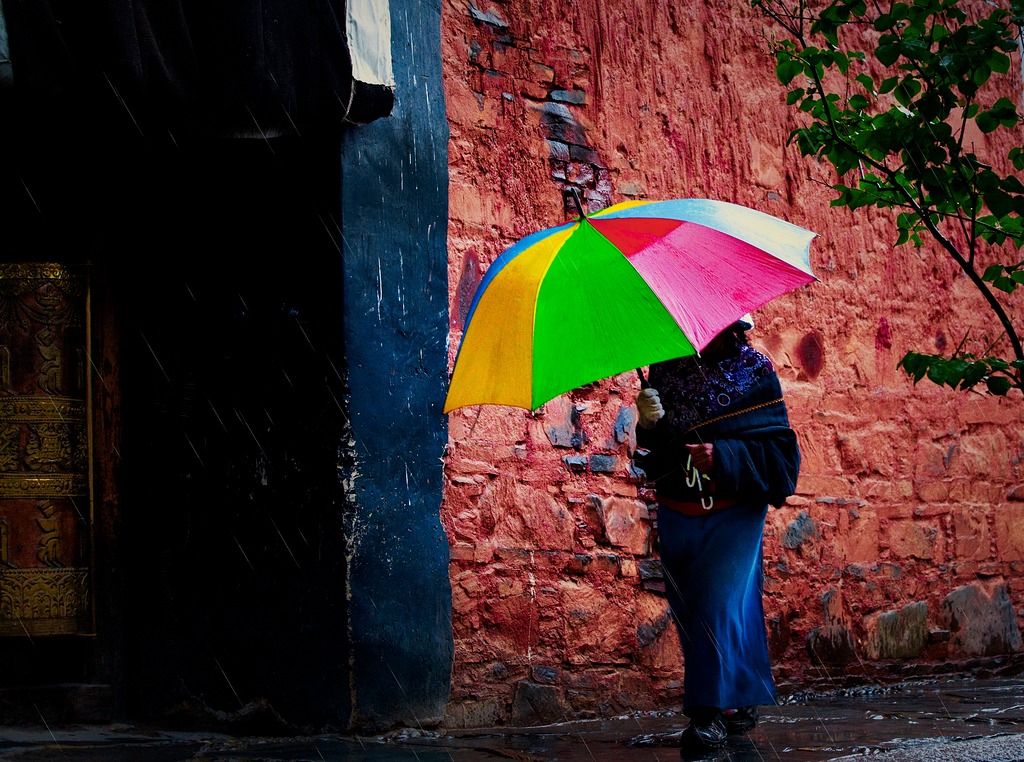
[0,677,1022,760]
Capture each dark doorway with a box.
[1,101,352,730]
[115,137,350,731]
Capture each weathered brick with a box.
[550,88,586,104]
[443,698,505,729]
[796,474,855,498]
[450,543,478,562]
[807,625,857,665]
[447,458,501,477]
[782,511,818,549]
[864,601,928,660]
[993,504,1024,561]
[954,508,992,562]
[842,508,880,564]
[887,519,941,560]
[914,479,949,502]
[953,479,1006,505]
[958,431,1015,480]
[958,397,1022,426]
[479,477,576,551]
[510,681,569,725]
[862,478,914,501]
[558,580,635,666]
[448,403,529,444]
[940,582,1024,657]
[586,494,651,555]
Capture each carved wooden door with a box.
[0,264,91,637]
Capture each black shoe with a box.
[680,711,727,757]
[723,705,759,734]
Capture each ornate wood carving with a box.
[0,264,91,636]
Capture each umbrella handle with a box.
[636,367,649,389]
[685,453,715,511]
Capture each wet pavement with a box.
[0,677,1022,761]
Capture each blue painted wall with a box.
[340,0,453,731]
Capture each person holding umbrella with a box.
[634,314,801,758]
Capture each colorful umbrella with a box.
[443,196,817,413]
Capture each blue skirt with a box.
[657,503,777,714]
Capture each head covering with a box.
[736,313,755,331]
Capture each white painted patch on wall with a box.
[347,0,395,88]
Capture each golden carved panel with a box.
[0,264,91,637]
[0,568,90,636]
[0,396,86,422]
[0,263,84,292]
[0,474,88,499]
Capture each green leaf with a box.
[849,93,870,110]
[878,76,899,94]
[775,56,804,85]
[898,352,929,383]
[987,375,1012,395]
[1003,175,1024,194]
[961,362,988,389]
[894,78,922,107]
[976,109,998,133]
[947,359,971,387]
[877,43,900,66]
[926,363,951,387]
[1009,147,1024,171]
[990,97,1019,127]
[990,51,1011,75]
[856,73,875,92]
[993,275,1017,293]
[982,264,1004,281]
[986,188,1016,218]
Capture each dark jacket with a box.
[635,354,800,509]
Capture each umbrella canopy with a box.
[444,197,817,413]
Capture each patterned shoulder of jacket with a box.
[652,343,775,433]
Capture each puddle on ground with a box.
[2,678,1021,761]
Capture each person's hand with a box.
[635,388,664,429]
[685,442,714,474]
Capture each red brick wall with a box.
[441,0,1024,727]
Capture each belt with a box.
[659,495,739,516]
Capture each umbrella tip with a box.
[568,187,586,218]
